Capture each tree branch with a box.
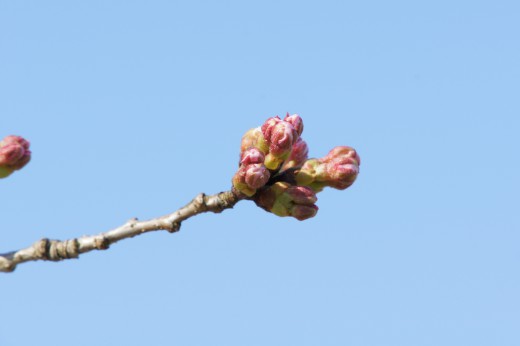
[0,190,243,273]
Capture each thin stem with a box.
[0,190,243,273]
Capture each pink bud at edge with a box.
[0,135,31,178]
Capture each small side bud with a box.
[0,135,31,178]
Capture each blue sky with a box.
[1,1,519,345]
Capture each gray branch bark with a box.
[0,190,242,273]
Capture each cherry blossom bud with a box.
[260,116,282,141]
[254,182,318,221]
[323,146,361,166]
[240,147,265,165]
[264,120,298,157]
[0,135,31,178]
[284,113,304,136]
[261,117,299,170]
[232,163,270,197]
[295,146,360,192]
[245,164,270,189]
[240,127,269,155]
[291,204,319,221]
[280,137,309,171]
[322,146,360,190]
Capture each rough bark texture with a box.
[0,190,242,272]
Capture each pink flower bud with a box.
[232,163,270,197]
[295,146,360,192]
[254,182,318,221]
[323,146,360,190]
[244,163,270,189]
[323,146,361,166]
[260,116,282,141]
[284,113,304,136]
[1,135,30,149]
[0,135,31,178]
[267,121,298,156]
[291,204,319,221]
[261,116,299,156]
[0,144,25,165]
[324,161,359,190]
[284,185,318,205]
[240,147,265,165]
[280,137,309,170]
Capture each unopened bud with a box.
[0,135,31,178]
[240,127,269,155]
[232,163,270,197]
[245,164,270,189]
[295,146,360,192]
[284,113,304,136]
[323,146,361,165]
[260,116,282,141]
[281,138,309,171]
[264,121,298,157]
[240,147,265,165]
[323,146,360,190]
[291,204,319,221]
[261,116,300,171]
[254,182,318,221]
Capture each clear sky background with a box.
[1,1,519,345]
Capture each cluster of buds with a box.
[0,135,31,178]
[232,114,360,221]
